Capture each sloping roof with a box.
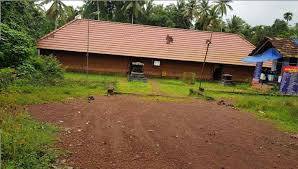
[38,19,256,66]
[251,37,298,58]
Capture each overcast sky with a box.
[60,0,298,26]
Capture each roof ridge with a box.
[235,33,256,48]
[78,19,246,37]
[38,19,79,42]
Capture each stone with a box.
[290,134,298,139]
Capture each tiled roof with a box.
[251,37,298,58]
[38,19,256,66]
[269,37,298,58]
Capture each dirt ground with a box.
[29,95,298,169]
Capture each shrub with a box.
[0,68,15,91]
[16,55,64,85]
[0,23,34,68]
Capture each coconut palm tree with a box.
[207,6,221,31]
[196,0,211,30]
[183,0,198,24]
[90,1,109,20]
[283,12,293,24]
[122,0,145,24]
[214,0,233,17]
[40,0,70,29]
[214,0,233,32]
[66,6,79,22]
[226,15,245,33]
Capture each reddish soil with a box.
[29,95,298,169]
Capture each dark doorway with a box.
[213,65,223,81]
[129,57,142,72]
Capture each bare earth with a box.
[29,95,298,169]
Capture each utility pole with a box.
[199,32,213,91]
[86,19,90,81]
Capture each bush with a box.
[0,68,15,91]
[16,55,64,85]
[0,23,34,68]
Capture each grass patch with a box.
[206,91,298,131]
[0,73,119,105]
[155,78,298,131]
[118,78,152,94]
[0,110,59,169]
[157,79,191,96]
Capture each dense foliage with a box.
[16,55,64,85]
[0,23,63,169]
[40,0,79,29]
[0,24,34,68]
[0,68,15,91]
[1,0,54,40]
[0,55,64,91]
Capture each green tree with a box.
[40,0,71,29]
[247,19,290,44]
[226,15,245,33]
[195,0,219,31]
[183,0,198,26]
[250,25,273,44]
[283,12,293,24]
[82,0,106,20]
[112,1,129,22]
[272,19,289,35]
[0,24,34,68]
[122,0,145,24]
[1,0,53,39]
[66,6,79,22]
[197,0,211,30]
[81,1,127,22]
[165,0,191,29]
[214,0,233,31]
[139,0,154,24]
[207,6,221,31]
[144,4,175,27]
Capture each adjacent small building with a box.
[37,19,266,82]
[243,37,298,95]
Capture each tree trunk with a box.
[131,5,134,24]
[220,17,223,32]
[55,17,58,29]
[97,0,100,20]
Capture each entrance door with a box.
[129,58,142,72]
[213,65,223,81]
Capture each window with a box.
[153,60,160,66]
